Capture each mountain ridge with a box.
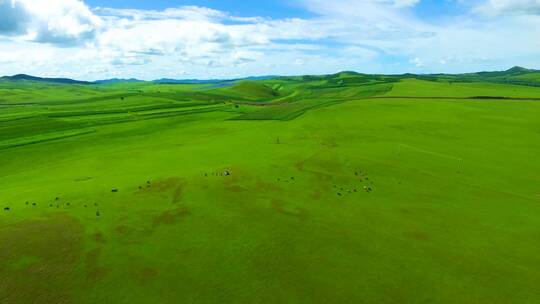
[1,66,538,86]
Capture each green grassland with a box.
[1,70,540,303]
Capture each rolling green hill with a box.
[1,70,540,304]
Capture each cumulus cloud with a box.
[96,6,226,21]
[0,0,101,44]
[0,0,539,79]
[0,0,29,35]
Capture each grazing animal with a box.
[337,193,342,196]
[111,189,118,193]
[224,170,231,176]
[32,203,36,206]
[291,177,294,180]
[55,197,59,201]
[4,207,10,211]
[96,211,100,217]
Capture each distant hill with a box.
[153,78,218,84]
[94,78,145,84]
[0,74,92,85]
[152,75,277,84]
[2,67,539,87]
[420,66,540,87]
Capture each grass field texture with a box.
[1,71,540,303]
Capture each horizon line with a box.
[1,66,537,83]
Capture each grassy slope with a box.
[1,76,540,303]
[385,79,540,98]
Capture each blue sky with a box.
[1,0,539,80]
[86,0,314,18]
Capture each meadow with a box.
[1,69,540,303]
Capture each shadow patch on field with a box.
[138,177,187,204]
[271,199,308,220]
[74,177,93,182]
[227,185,248,192]
[152,207,191,228]
[85,248,108,284]
[171,185,184,204]
[405,230,431,241]
[0,213,83,304]
[255,180,281,192]
[221,166,248,193]
[132,267,159,286]
[92,231,106,244]
[145,177,180,192]
[113,225,152,244]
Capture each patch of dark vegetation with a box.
[93,231,106,244]
[85,247,108,284]
[271,199,308,220]
[74,177,93,182]
[0,214,84,303]
[171,185,184,204]
[152,207,191,228]
[133,267,160,286]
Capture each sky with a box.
[0,0,539,80]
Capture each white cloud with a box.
[0,0,101,44]
[0,0,29,35]
[410,57,424,67]
[475,0,540,16]
[0,0,539,79]
[96,6,226,22]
